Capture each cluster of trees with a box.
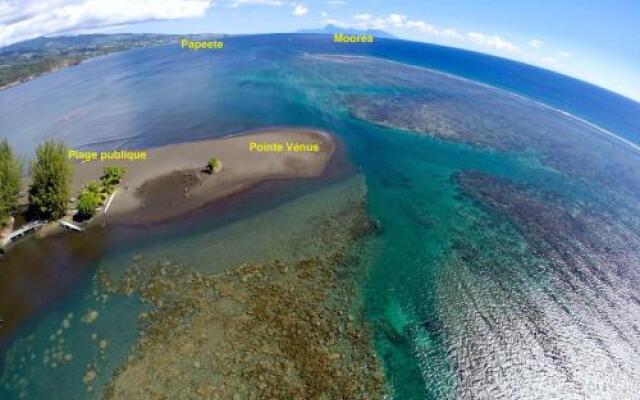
[0,138,127,225]
[0,139,70,225]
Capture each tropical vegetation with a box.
[206,157,222,174]
[74,166,125,219]
[28,140,71,220]
[76,188,100,219]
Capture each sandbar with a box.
[71,128,336,225]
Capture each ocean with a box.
[1,34,639,399]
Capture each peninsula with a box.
[71,128,336,225]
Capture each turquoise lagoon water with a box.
[1,34,640,399]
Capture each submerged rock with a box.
[99,196,388,399]
[82,310,99,324]
[83,370,96,384]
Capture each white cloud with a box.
[558,51,572,58]
[325,0,345,5]
[441,28,463,40]
[229,0,282,7]
[292,4,308,16]
[353,13,371,21]
[529,39,543,48]
[466,32,518,52]
[341,12,518,53]
[0,0,214,46]
[320,11,328,18]
[405,20,436,34]
[322,17,342,27]
[385,13,407,28]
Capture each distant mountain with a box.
[297,24,396,39]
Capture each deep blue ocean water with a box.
[1,34,639,399]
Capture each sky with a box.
[0,0,639,102]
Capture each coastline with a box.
[0,36,185,93]
[0,127,341,348]
[0,59,80,91]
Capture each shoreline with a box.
[2,127,339,249]
[0,60,79,92]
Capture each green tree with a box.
[86,180,102,196]
[28,140,72,220]
[206,157,222,174]
[76,189,99,219]
[86,180,107,203]
[0,139,23,225]
[101,166,125,186]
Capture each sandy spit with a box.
[72,128,336,225]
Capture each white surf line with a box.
[504,91,640,154]
[312,53,640,155]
